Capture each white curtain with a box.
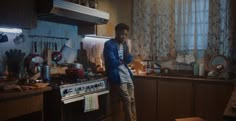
[175,0,209,51]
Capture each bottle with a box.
[146,61,151,75]
[42,62,50,82]
[193,63,199,76]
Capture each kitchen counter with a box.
[134,73,236,83]
[0,86,52,101]
[0,86,52,121]
[133,73,235,121]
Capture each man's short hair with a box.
[115,23,129,32]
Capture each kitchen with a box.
[0,0,236,121]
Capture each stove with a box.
[44,77,111,121]
[59,78,109,104]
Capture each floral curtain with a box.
[131,0,175,60]
[207,0,231,58]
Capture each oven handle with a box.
[61,90,109,104]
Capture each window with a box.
[175,0,209,50]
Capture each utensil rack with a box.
[28,35,69,40]
[28,35,69,55]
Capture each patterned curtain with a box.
[131,0,175,61]
[207,0,231,58]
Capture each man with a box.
[103,23,136,121]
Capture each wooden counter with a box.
[134,73,236,83]
[0,86,52,121]
[133,74,235,121]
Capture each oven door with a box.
[44,90,111,121]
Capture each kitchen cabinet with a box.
[0,0,37,28]
[134,75,234,121]
[0,87,52,121]
[0,94,43,121]
[157,79,194,121]
[194,81,233,121]
[133,77,157,121]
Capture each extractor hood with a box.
[37,0,110,25]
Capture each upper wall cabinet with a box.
[37,0,110,25]
[0,0,37,28]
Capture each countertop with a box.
[134,73,236,83]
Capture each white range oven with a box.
[44,77,111,121]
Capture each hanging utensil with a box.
[13,33,25,45]
[0,33,8,43]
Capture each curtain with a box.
[175,0,209,51]
[132,0,232,62]
[132,0,175,60]
[207,0,230,57]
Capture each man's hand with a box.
[123,41,130,56]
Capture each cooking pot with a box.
[13,34,25,45]
[0,33,8,43]
[66,68,84,79]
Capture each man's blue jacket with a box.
[103,39,133,85]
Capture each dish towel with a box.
[84,93,99,112]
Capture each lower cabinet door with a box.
[157,79,194,121]
[194,82,233,121]
[134,77,157,121]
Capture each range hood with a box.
[37,0,110,25]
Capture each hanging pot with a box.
[13,34,25,45]
[0,33,8,43]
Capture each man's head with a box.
[115,23,129,44]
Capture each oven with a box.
[44,78,111,121]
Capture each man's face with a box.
[115,29,128,44]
